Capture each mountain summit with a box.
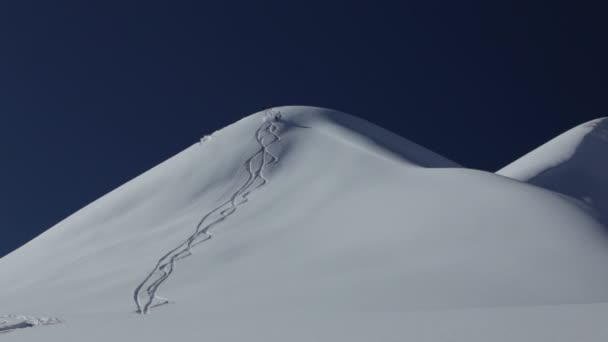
[2,106,608,341]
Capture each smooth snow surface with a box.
[1,106,608,341]
[498,117,608,216]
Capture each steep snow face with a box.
[1,106,608,341]
[498,118,608,216]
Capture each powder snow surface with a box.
[1,106,608,341]
[498,117,608,215]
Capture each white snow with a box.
[498,117,608,215]
[1,106,608,341]
[0,315,61,334]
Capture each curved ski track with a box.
[134,112,283,314]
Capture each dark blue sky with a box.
[1,1,607,256]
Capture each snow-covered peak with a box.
[2,107,608,341]
[222,106,461,168]
[498,117,608,215]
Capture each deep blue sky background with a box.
[1,1,607,256]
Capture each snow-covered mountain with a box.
[2,106,608,341]
[498,117,608,216]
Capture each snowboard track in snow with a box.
[134,110,283,314]
[0,315,61,334]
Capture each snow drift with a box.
[1,106,608,341]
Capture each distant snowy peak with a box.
[498,117,608,214]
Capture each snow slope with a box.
[2,106,608,341]
[498,117,608,216]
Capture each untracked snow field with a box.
[1,106,607,341]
